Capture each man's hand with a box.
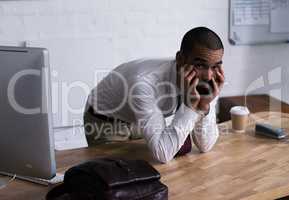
[198,67,225,113]
[181,65,200,110]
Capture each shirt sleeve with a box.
[192,96,219,153]
[129,79,202,163]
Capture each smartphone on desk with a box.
[255,123,287,139]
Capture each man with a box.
[84,27,225,163]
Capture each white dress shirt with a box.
[87,58,219,163]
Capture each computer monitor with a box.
[0,46,56,179]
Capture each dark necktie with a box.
[174,94,192,157]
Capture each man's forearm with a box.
[191,104,219,153]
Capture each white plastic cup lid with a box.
[230,106,250,116]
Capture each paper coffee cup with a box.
[230,106,250,132]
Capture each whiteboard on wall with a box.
[27,39,114,128]
[229,0,289,45]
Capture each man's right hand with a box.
[181,65,200,110]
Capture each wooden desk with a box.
[1,112,289,200]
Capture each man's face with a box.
[176,46,224,94]
[178,46,224,81]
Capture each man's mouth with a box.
[196,80,213,95]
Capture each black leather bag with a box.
[46,158,168,200]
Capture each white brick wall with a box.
[0,0,289,128]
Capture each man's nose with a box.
[199,68,214,81]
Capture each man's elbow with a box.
[194,133,219,153]
[155,155,171,164]
[150,144,174,164]
[199,148,211,153]
[198,144,214,153]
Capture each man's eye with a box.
[195,64,203,68]
[212,65,221,70]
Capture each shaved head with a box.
[180,27,224,56]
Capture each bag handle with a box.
[106,158,135,178]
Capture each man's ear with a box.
[176,51,185,68]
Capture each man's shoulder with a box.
[123,57,174,67]
[115,57,175,82]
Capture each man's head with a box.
[176,27,224,92]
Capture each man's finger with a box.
[215,72,224,89]
[191,77,200,96]
[212,77,219,96]
[184,65,195,77]
[186,70,196,84]
[191,77,199,87]
[216,71,225,83]
[186,77,199,99]
[219,67,225,76]
[216,71,225,85]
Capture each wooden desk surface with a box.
[1,112,289,200]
